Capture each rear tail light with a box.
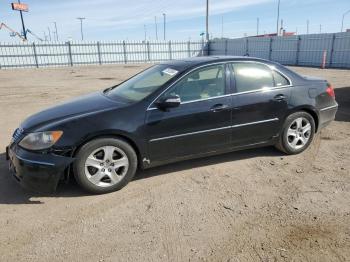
[326,83,335,98]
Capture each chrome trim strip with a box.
[16,155,55,166]
[231,118,279,128]
[146,60,292,111]
[320,104,338,112]
[149,126,232,142]
[149,118,279,142]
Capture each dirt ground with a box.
[0,64,349,262]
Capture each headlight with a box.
[19,131,63,150]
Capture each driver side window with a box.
[163,64,225,103]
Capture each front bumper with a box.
[6,143,74,193]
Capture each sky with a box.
[0,0,349,42]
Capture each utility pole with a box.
[341,10,350,32]
[47,26,51,41]
[307,19,309,34]
[257,17,260,35]
[276,0,280,36]
[163,13,166,41]
[319,24,322,34]
[206,0,209,41]
[221,16,224,38]
[77,17,85,41]
[18,0,27,40]
[154,16,158,40]
[53,22,58,41]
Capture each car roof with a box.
[160,56,275,70]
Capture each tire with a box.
[73,137,138,194]
[275,111,315,155]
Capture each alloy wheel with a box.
[84,146,129,187]
[286,117,312,150]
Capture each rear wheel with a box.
[276,111,315,154]
[73,138,137,194]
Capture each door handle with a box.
[273,94,286,101]
[210,104,229,112]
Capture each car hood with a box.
[21,91,127,131]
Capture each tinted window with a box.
[232,63,274,93]
[163,64,225,102]
[106,65,178,102]
[272,70,290,86]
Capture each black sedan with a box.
[6,56,338,194]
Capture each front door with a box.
[144,63,232,162]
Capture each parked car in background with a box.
[6,56,338,194]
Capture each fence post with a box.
[268,37,273,61]
[97,41,102,65]
[123,41,127,64]
[225,39,228,55]
[245,38,249,56]
[147,41,151,61]
[296,36,301,66]
[187,41,191,57]
[329,33,336,68]
[168,40,172,60]
[32,43,39,68]
[66,41,73,66]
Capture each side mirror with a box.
[156,95,181,110]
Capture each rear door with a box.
[229,62,292,146]
[144,63,232,162]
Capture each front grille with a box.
[12,127,24,143]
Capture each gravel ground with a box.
[0,64,349,262]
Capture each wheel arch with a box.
[72,132,143,168]
[287,106,319,133]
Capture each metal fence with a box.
[1,32,350,69]
[209,32,350,68]
[0,40,205,69]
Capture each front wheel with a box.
[73,138,138,194]
[276,111,315,154]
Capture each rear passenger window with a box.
[232,63,274,93]
[272,70,290,86]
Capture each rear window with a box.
[272,70,290,86]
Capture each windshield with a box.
[106,65,179,102]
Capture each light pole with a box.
[47,26,51,41]
[221,16,223,38]
[144,24,147,41]
[276,0,280,36]
[306,19,309,34]
[257,17,260,35]
[154,16,158,40]
[341,9,350,32]
[77,17,85,41]
[53,22,58,41]
[163,13,166,41]
[206,0,209,41]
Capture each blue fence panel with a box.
[298,33,334,67]
[247,37,270,59]
[331,33,350,68]
[270,36,298,65]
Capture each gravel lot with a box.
[0,64,349,262]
